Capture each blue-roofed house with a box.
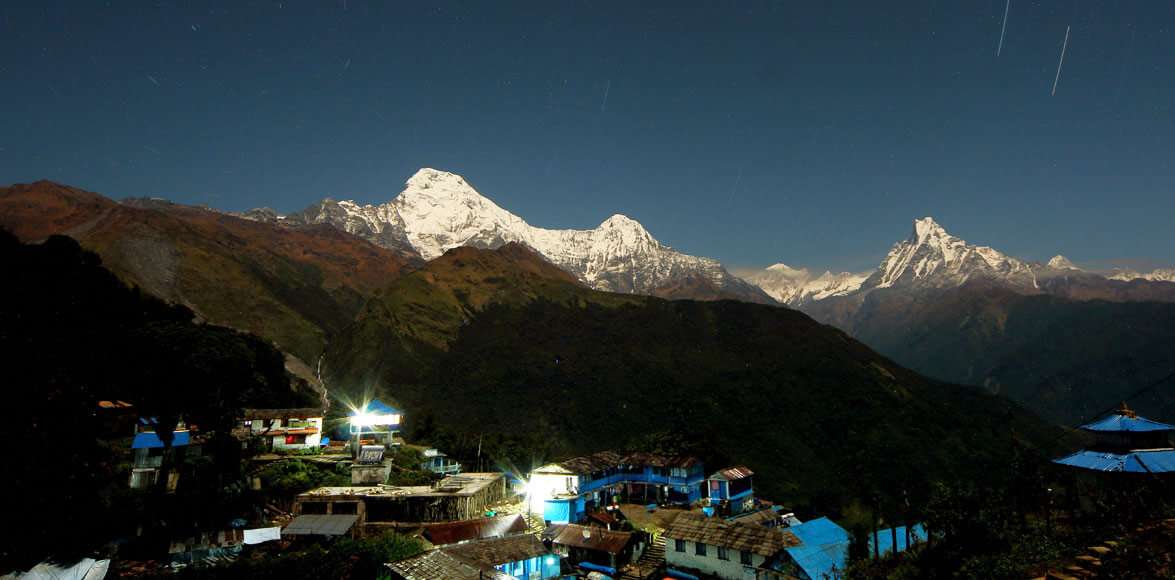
[1054,403,1175,476]
[130,417,196,490]
[777,517,851,580]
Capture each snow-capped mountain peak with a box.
[913,216,948,243]
[742,263,868,306]
[866,217,1037,291]
[1047,255,1079,270]
[247,168,772,302]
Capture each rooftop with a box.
[550,450,701,475]
[386,549,511,580]
[710,466,754,481]
[782,517,851,580]
[1081,413,1175,433]
[550,524,635,555]
[1054,449,1175,473]
[663,512,799,557]
[442,534,551,567]
[241,407,324,420]
[281,514,359,537]
[422,514,528,546]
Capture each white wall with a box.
[665,539,766,579]
[526,469,579,515]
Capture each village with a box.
[84,396,935,580]
[74,391,1173,580]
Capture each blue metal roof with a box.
[132,431,191,449]
[869,524,927,556]
[1054,449,1175,473]
[783,517,850,580]
[1080,414,1175,433]
[358,399,401,416]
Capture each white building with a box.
[240,408,325,450]
[663,512,799,579]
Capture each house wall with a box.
[526,471,579,516]
[495,555,560,579]
[665,539,767,580]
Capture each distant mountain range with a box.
[5,173,1175,425]
[758,217,1175,424]
[745,216,1175,309]
[243,168,773,304]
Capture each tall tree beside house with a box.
[0,230,313,572]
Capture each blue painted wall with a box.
[495,554,560,579]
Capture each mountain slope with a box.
[253,168,774,304]
[847,281,1175,424]
[0,181,414,363]
[323,244,1057,510]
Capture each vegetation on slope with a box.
[847,281,1175,424]
[0,230,317,572]
[325,244,1061,518]
[0,181,414,363]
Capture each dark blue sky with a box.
[2,1,1173,271]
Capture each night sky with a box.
[2,1,1173,271]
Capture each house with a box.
[388,534,559,580]
[548,523,643,576]
[706,466,755,516]
[349,399,402,452]
[663,511,800,579]
[239,407,325,451]
[130,417,196,490]
[295,473,508,533]
[421,448,462,475]
[422,513,529,547]
[778,517,851,580]
[1054,402,1175,476]
[527,450,706,523]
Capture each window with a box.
[717,546,729,561]
[741,550,752,565]
[285,434,306,445]
[674,539,685,552]
[695,542,706,556]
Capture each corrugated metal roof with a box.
[422,514,528,546]
[442,534,550,567]
[552,524,635,555]
[1080,414,1175,433]
[663,512,799,557]
[242,408,324,420]
[783,517,850,580]
[556,450,700,475]
[1055,449,1175,473]
[281,514,358,537]
[709,466,754,481]
[132,431,191,449]
[387,549,512,580]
